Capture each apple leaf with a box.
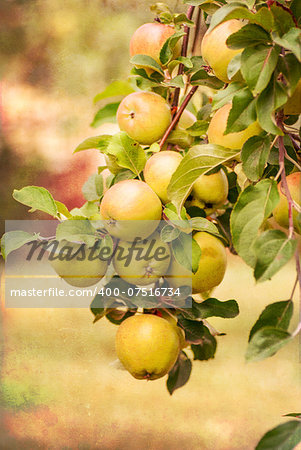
[253,230,297,282]
[70,202,99,219]
[212,82,243,111]
[93,81,134,103]
[290,0,301,22]
[167,351,192,396]
[227,24,271,49]
[230,179,279,267]
[55,201,72,219]
[256,77,288,135]
[241,135,271,181]
[278,54,301,96]
[160,225,181,243]
[56,219,98,247]
[246,327,292,362]
[225,87,257,134]
[227,53,241,81]
[130,54,164,75]
[241,44,280,96]
[164,75,185,88]
[82,174,104,202]
[256,420,301,450]
[90,102,119,128]
[1,231,40,259]
[208,3,253,32]
[160,30,185,66]
[190,69,224,89]
[283,413,301,419]
[105,132,146,176]
[249,300,293,342]
[168,144,240,215]
[270,4,296,36]
[189,325,217,359]
[73,135,112,154]
[13,186,58,218]
[186,120,208,137]
[171,231,200,273]
[273,28,301,62]
[192,298,239,319]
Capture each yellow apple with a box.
[113,232,171,286]
[117,92,171,145]
[143,151,183,204]
[177,109,197,129]
[192,169,228,206]
[208,103,262,150]
[49,240,108,287]
[130,22,180,70]
[284,79,301,115]
[273,172,301,234]
[201,19,243,83]
[115,314,180,380]
[167,232,227,293]
[99,179,162,241]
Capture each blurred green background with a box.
[0,1,301,449]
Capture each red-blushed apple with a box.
[99,179,162,241]
[208,103,262,150]
[115,314,180,380]
[117,92,171,145]
[273,172,301,234]
[201,19,243,83]
[167,231,227,293]
[143,150,183,204]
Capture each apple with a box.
[192,169,228,206]
[113,232,171,286]
[273,172,301,234]
[159,311,187,349]
[284,79,301,115]
[177,109,197,129]
[143,151,183,204]
[208,103,262,150]
[201,19,243,83]
[130,22,180,70]
[49,240,108,287]
[115,314,180,380]
[99,179,162,241]
[167,232,227,293]
[117,92,171,145]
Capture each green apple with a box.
[167,232,227,293]
[130,22,180,72]
[143,151,183,204]
[113,232,171,286]
[49,240,108,287]
[117,92,171,145]
[201,19,243,83]
[208,103,262,150]
[99,179,162,241]
[273,172,301,234]
[115,314,180,380]
[192,169,228,207]
[284,79,301,115]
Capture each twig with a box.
[191,8,201,55]
[278,135,295,239]
[160,85,198,149]
[292,252,301,338]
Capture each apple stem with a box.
[160,85,198,149]
[171,5,195,117]
[191,8,202,55]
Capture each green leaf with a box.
[225,87,257,133]
[256,420,301,450]
[190,325,217,359]
[73,135,112,154]
[241,135,271,181]
[186,120,208,137]
[249,300,293,342]
[241,44,280,95]
[105,132,146,176]
[190,69,224,89]
[166,351,192,395]
[270,4,296,37]
[130,54,164,75]
[71,202,99,219]
[160,30,185,66]
[227,53,241,81]
[171,232,200,273]
[253,230,297,282]
[56,219,98,247]
[160,225,181,243]
[192,298,239,319]
[93,81,134,103]
[13,186,58,217]
[90,102,119,128]
[283,413,301,419]
[227,24,271,49]
[208,3,252,31]
[189,217,220,236]
[55,201,71,219]
[256,77,287,135]
[278,53,301,96]
[212,82,243,111]
[272,28,301,62]
[168,144,240,214]
[1,231,39,259]
[164,75,185,88]
[230,179,279,267]
[82,174,103,202]
[291,0,301,23]
[246,327,291,362]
